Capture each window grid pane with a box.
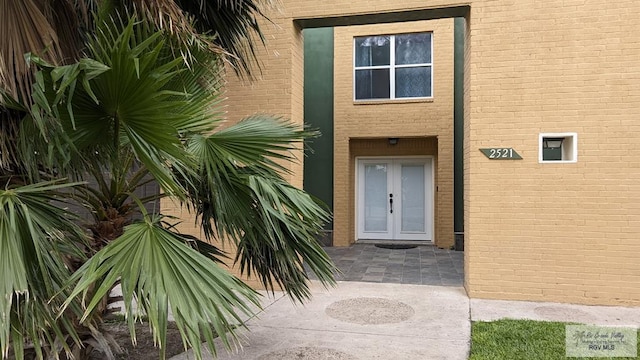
[395,66,432,98]
[355,69,390,100]
[395,33,432,65]
[355,36,391,67]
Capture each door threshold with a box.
[357,239,433,246]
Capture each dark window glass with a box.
[542,138,564,161]
[355,69,390,99]
[542,148,563,161]
[395,66,431,98]
[395,33,432,65]
[355,36,390,67]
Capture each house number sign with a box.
[479,148,522,160]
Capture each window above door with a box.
[354,32,433,101]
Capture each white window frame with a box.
[353,33,434,101]
[538,132,578,163]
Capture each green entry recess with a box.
[300,11,469,246]
[303,27,334,230]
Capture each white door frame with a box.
[355,156,434,242]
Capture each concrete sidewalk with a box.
[170,280,640,360]
[471,298,640,327]
[171,281,470,360]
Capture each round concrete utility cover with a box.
[257,347,357,360]
[325,297,415,325]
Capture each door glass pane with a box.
[395,66,431,98]
[364,164,388,232]
[355,69,390,100]
[355,36,390,67]
[401,164,425,232]
[395,33,432,65]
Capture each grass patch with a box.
[470,319,639,360]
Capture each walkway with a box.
[170,244,640,359]
[309,243,464,286]
[173,244,470,359]
[171,281,471,360]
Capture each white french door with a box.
[357,157,433,241]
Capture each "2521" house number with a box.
[479,148,522,160]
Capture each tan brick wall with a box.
[221,11,305,186]
[464,1,640,306]
[163,0,640,306]
[333,20,455,248]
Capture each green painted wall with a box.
[303,28,334,229]
[454,17,465,234]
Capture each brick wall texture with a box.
[333,20,454,248]
[162,0,640,306]
[463,1,640,307]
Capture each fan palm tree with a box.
[0,1,336,359]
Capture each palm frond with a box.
[236,174,336,301]
[126,0,273,77]
[129,0,226,59]
[183,116,336,302]
[64,216,260,360]
[0,0,85,104]
[189,115,318,176]
[0,103,25,174]
[0,180,88,359]
[22,17,224,195]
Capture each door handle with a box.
[389,193,393,214]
